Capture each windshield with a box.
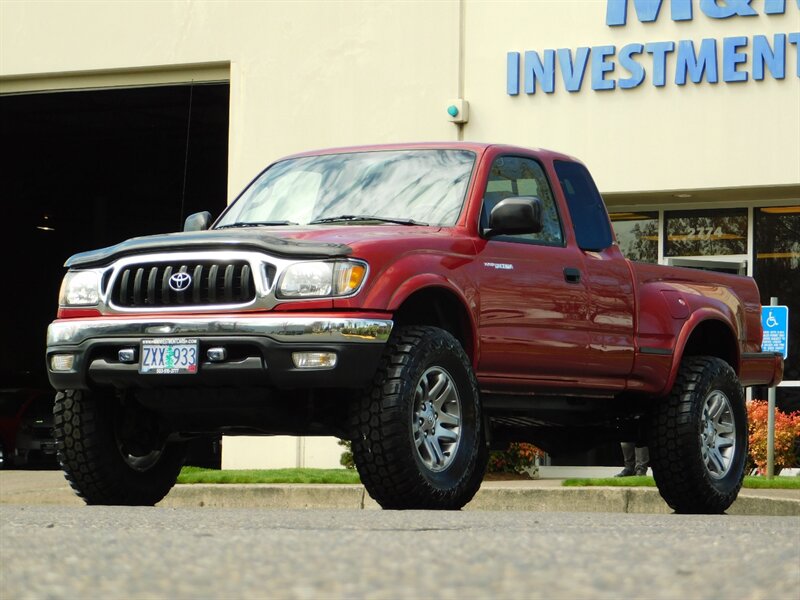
[216,149,475,228]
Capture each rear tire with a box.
[53,389,185,505]
[350,326,487,510]
[650,356,747,514]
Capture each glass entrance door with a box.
[754,206,799,413]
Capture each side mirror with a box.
[183,211,212,232]
[484,197,543,238]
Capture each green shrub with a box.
[338,439,355,470]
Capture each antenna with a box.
[180,82,195,230]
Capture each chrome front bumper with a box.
[46,316,394,391]
[47,316,393,347]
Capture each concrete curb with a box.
[159,484,376,510]
[2,474,798,516]
[156,484,800,516]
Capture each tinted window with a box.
[554,161,613,251]
[481,156,563,245]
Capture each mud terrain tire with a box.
[350,326,487,510]
[650,356,747,514]
[53,389,185,505]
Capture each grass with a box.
[741,476,800,489]
[176,468,799,489]
[562,475,800,490]
[177,466,361,485]
[563,476,655,487]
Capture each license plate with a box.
[140,338,199,374]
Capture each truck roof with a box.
[282,142,578,163]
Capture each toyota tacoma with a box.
[46,143,784,512]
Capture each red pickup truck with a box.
[46,143,783,513]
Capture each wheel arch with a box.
[666,313,741,394]
[390,284,477,364]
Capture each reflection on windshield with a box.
[216,150,475,228]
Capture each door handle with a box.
[563,267,581,284]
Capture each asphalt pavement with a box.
[2,468,798,516]
[2,506,798,599]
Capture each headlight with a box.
[277,260,367,298]
[59,271,100,306]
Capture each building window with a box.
[609,211,659,263]
[664,208,748,257]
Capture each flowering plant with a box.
[746,400,800,475]
[487,442,544,474]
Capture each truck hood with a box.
[64,225,451,268]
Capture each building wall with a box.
[0,0,461,198]
[222,436,343,470]
[464,1,799,193]
[3,1,798,196]
[2,0,798,468]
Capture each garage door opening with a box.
[0,82,229,467]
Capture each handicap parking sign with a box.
[761,306,789,360]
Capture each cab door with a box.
[473,155,591,390]
[553,160,635,384]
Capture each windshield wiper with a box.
[216,220,298,229]
[308,214,427,226]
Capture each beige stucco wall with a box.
[0,0,461,200]
[221,436,344,470]
[463,1,799,193]
[2,1,798,194]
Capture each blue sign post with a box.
[761,305,789,359]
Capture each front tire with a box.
[650,356,747,514]
[350,326,487,510]
[53,389,185,505]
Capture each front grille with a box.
[111,260,256,308]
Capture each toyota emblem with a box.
[168,272,192,292]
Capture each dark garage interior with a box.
[0,82,230,467]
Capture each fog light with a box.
[50,354,75,371]
[292,352,337,369]
[207,347,228,362]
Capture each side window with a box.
[481,156,564,245]
[554,161,613,251]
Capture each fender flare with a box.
[386,274,479,365]
[661,308,740,396]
